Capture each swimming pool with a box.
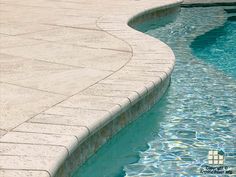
[73,6,236,177]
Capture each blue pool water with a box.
[191,14,236,78]
[73,6,236,177]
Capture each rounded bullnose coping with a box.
[58,1,234,177]
[91,5,179,129]
[58,1,181,176]
[0,1,182,177]
[86,0,183,134]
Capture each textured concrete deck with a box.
[0,0,180,176]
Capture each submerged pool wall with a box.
[128,3,180,27]
[54,2,182,177]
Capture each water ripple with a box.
[125,6,236,176]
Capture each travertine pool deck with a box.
[1,0,235,176]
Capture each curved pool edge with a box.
[54,1,182,177]
[67,2,236,177]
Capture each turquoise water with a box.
[191,14,236,78]
[73,6,236,177]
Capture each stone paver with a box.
[0,170,50,177]
[0,83,65,131]
[14,123,89,142]
[0,0,184,176]
[20,27,131,52]
[1,42,131,71]
[0,54,112,95]
[0,143,67,157]
[0,131,78,154]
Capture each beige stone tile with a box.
[117,69,166,77]
[0,83,65,131]
[58,94,131,115]
[128,59,174,65]
[107,72,162,85]
[45,16,99,29]
[0,22,56,35]
[0,156,57,176]
[93,83,149,100]
[0,0,54,8]
[0,4,58,23]
[0,54,112,95]
[0,0,91,9]
[58,94,124,110]
[82,85,138,98]
[127,62,173,69]
[81,85,140,105]
[105,28,146,37]
[0,42,131,71]
[22,27,131,52]
[123,65,172,73]
[0,132,77,154]
[0,170,50,177]
[92,83,146,92]
[97,21,130,31]
[0,143,67,157]
[131,52,175,60]
[0,34,41,48]
[59,96,125,118]
[99,79,155,91]
[99,79,150,86]
[14,123,89,142]
[0,130,7,137]
[132,45,172,54]
[45,106,109,119]
[30,106,110,132]
[124,64,174,77]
